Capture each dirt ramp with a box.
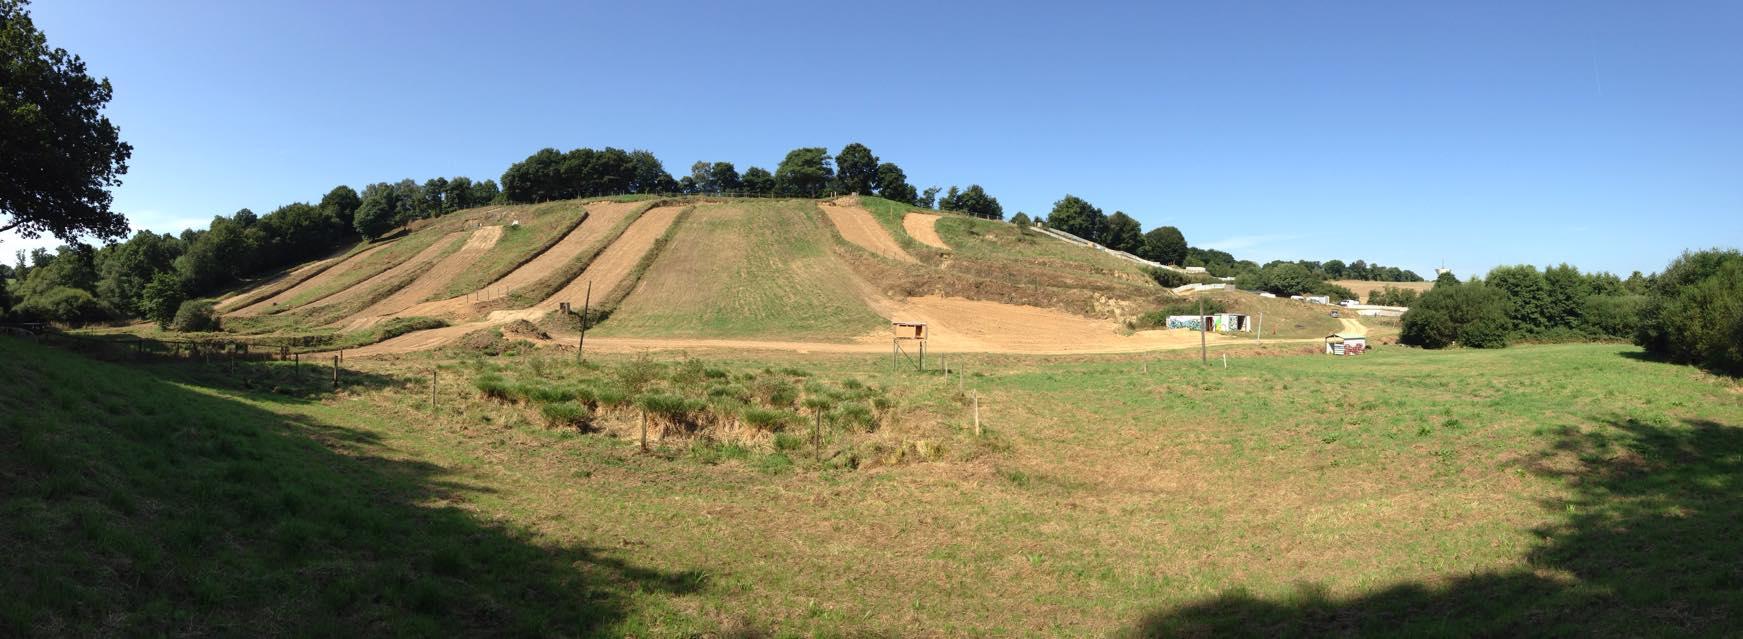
[493,200,642,294]
[902,213,950,250]
[335,226,503,329]
[217,253,342,312]
[540,206,685,308]
[302,232,464,311]
[228,244,389,317]
[819,200,916,263]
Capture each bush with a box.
[540,401,591,428]
[741,407,796,432]
[1145,267,1190,288]
[171,300,221,332]
[1400,283,1511,349]
[14,286,108,323]
[1636,249,1743,374]
[1580,294,1645,339]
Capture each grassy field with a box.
[7,335,1738,636]
[597,200,887,340]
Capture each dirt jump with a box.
[539,205,685,309]
[494,200,643,294]
[298,232,464,312]
[228,244,391,317]
[902,212,950,250]
[336,226,503,329]
[819,200,917,263]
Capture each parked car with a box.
[1330,310,1341,318]
[1339,299,1358,307]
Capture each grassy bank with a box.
[6,338,1740,635]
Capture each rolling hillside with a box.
[215,195,1243,355]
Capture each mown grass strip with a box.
[428,203,590,302]
[504,199,677,308]
[218,241,369,312]
[593,206,695,314]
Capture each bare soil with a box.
[1333,279,1435,302]
[819,200,917,263]
[336,226,503,329]
[300,232,464,311]
[902,212,950,250]
[215,249,349,312]
[227,244,390,317]
[539,205,685,308]
[493,200,643,294]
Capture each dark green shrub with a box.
[751,378,798,407]
[1580,294,1645,339]
[15,286,109,323]
[540,401,591,428]
[741,407,796,432]
[171,300,221,332]
[1637,249,1743,374]
[831,403,877,432]
[1401,283,1511,349]
[475,374,512,400]
[1145,267,1190,288]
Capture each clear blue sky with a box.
[9,0,1741,278]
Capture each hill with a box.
[211,196,1260,356]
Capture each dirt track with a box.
[819,200,916,263]
[539,206,684,309]
[336,226,503,329]
[228,244,390,316]
[301,232,464,311]
[216,251,346,312]
[495,201,643,294]
[902,213,950,250]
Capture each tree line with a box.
[1396,256,1743,376]
[0,175,497,327]
[499,142,1006,219]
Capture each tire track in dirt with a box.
[493,200,643,294]
[902,212,950,250]
[299,232,465,312]
[228,244,390,317]
[336,226,504,329]
[819,200,917,263]
[217,252,345,312]
[539,206,685,309]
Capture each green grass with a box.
[9,337,1741,636]
[596,200,888,340]
[431,200,589,301]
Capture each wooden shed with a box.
[1325,332,1367,355]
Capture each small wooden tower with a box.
[891,321,928,370]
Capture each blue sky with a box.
[8,0,1741,278]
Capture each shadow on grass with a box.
[0,336,702,636]
[1125,415,1743,637]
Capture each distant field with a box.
[1334,279,1435,302]
[10,336,1737,635]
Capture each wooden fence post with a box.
[430,369,438,414]
[640,410,649,452]
[331,355,339,390]
[973,392,982,437]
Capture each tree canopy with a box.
[939,185,1003,219]
[834,143,878,195]
[1046,194,1105,241]
[1140,226,1187,265]
[775,147,834,197]
[1,0,134,242]
[1102,211,1142,254]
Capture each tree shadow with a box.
[1126,415,1743,637]
[1,336,703,636]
